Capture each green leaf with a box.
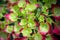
[55,21,60,27]
[35,8,41,18]
[43,0,48,2]
[0,0,6,4]
[9,0,18,3]
[51,0,56,4]
[29,0,37,4]
[43,12,49,15]
[38,15,44,22]
[45,3,51,8]
[2,7,7,13]
[54,7,60,16]
[46,34,52,40]
[0,7,7,17]
[0,32,7,39]
[0,13,3,18]
[43,0,56,8]
[0,21,5,29]
[22,28,32,37]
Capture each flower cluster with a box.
[0,0,60,40]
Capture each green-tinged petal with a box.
[9,13,17,21]
[28,20,35,29]
[28,37,34,40]
[38,15,44,22]
[18,0,26,7]
[21,9,26,17]
[42,6,48,13]
[22,28,32,37]
[5,26,13,33]
[14,26,21,33]
[28,13,35,20]
[43,12,49,15]
[25,4,36,11]
[40,23,49,33]
[33,33,42,40]
[11,5,20,15]
[46,17,52,24]
[20,19,27,26]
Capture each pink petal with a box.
[53,27,60,35]
[20,7,23,12]
[4,14,10,19]
[54,16,60,21]
[25,0,30,4]
[15,37,27,40]
[35,4,40,8]
[0,37,4,40]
